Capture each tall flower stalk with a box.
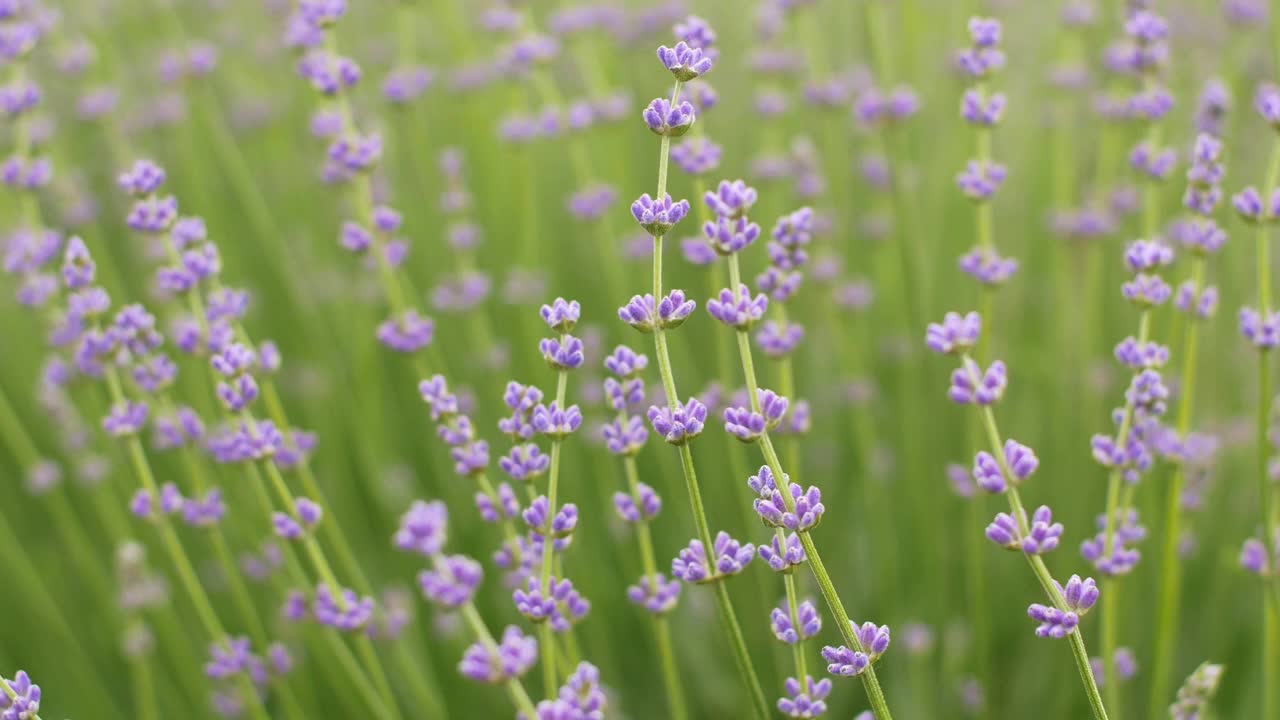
[1232,83,1280,720]
[926,312,1109,719]
[1149,130,1228,714]
[623,39,770,719]
[1087,11,1176,716]
[602,344,688,720]
[701,176,895,719]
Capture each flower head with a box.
[657,41,714,81]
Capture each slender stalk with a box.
[1148,255,1204,715]
[962,358,1109,719]
[724,249,894,718]
[131,655,159,720]
[102,366,272,720]
[536,341,571,697]
[1256,139,1280,720]
[641,80,769,720]
[620,444,689,720]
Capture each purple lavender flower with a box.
[1,666,43,717]
[614,483,661,523]
[393,500,447,557]
[956,160,1008,200]
[671,135,722,176]
[671,531,754,583]
[957,18,1005,78]
[531,402,583,439]
[104,400,149,436]
[986,505,1063,554]
[822,621,890,677]
[419,554,483,608]
[539,297,581,332]
[948,358,1007,406]
[182,489,226,528]
[777,676,832,719]
[626,573,681,614]
[376,309,433,352]
[751,468,824,530]
[926,311,982,355]
[512,576,589,632]
[707,285,769,329]
[459,625,537,684]
[1240,307,1280,349]
[522,496,578,539]
[961,89,1006,126]
[498,443,550,482]
[647,397,707,445]
[603,416,648,456]
[1113,337,1169,369]
[756,320,804,358]
[631,193,691,236]
[771,599,821,644]
[539,335,585,370]
[566,184,617,222]
[657,41,714,81]
[704,179,758,218]
[971,438,1038,494]
[701,215,762,255]
[314,584,375,631]
[1257,82,1280,128]
[642,98,695,137]
[1027,575,1099,638]
[618,290,696,332]
[759,531,806,572]
[958,247,1018,286]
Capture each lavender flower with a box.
[647,397,707,445]
[708,285,769,329]
[657,41,714,81]
[631,193,691,235]
[642,98,695,137]
[614,483,661,523]
[759,531,806,572]
[925,311,982,355]
[822,622,890,677]
[459,625,537,684]
[626,574,681,614]
[419,555,482,608]
[1027,575,1098,638]
[971,439,1038,493]
[777,676,832,719]
[986,505,1063,555]
[671,531,754,582]
[770,599,821,644]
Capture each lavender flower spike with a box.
[631,193,691,236]
[821,621,890,677]
[642,98,696,137]
[657,41,714,81]
[671,531,754,583]
[925,311,981,355]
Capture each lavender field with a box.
[3,0,1279,718]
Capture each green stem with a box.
[965,363,1109,719]
[643,78,767,720]
[1149,256,1205,715]
[131,655,158,720]
[104,369,271,720]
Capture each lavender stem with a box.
[646,80,770,720]
[963,358,1109,719]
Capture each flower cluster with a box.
[1027,575,1099,638]
[821,621,890,677]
